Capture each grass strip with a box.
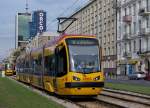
[0,77,64,108]
[105,82,150,95]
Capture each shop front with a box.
[118,59,139,76]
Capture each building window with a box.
[107,61,109,68]
[104,11,106,19]
[108,47,110,56]
[104,48,106,56]
[146,16,150,28]
[108,21,110,30]
[119,26,121,39]
[129,6,132,15]
[99,1,102,9]
[133,22,136,34]
[147,0,150,11]
[103,0,106,6]
[119,44,121,55]
[124,43,127,52]
[124,8,127,16]
[104,23,106,31]
[124,25,127,33]
[139,20,141,33]
[108,34,110,42]
[129,41,131,52]
[111,20,114,29]
[133,4,136,16]
[138,0,141,9]
[119,10,121,21]
[111,7,114,16]
[134,40,136,52]
[129,24,131,35]
[112,46,114,55]
[139,39,141,52]
[99,24,102,33]
[104,35,106,44]
[108,9,110,17]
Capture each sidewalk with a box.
[105,75,129,80]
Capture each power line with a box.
[58,0,80,17]
[47,0,80,30]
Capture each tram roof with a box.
[30,34,96,53]
[44,34,96,48]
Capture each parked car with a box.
[128,72,146,80]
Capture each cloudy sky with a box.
[0,0,89,60]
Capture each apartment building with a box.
[61,0,117,75]
[117,0,150,75]
[26,32,58,52]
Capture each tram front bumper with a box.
[61,82,104,96]
[65,82,104,88]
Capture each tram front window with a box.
[67,38,100,73]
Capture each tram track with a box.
[97,88,150,108]
[71,98,122,108]
[8,76,81,108]
[8,76,121,108]
[8,76,150,108]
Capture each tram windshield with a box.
[5,64,12,70]
[66,38,101,73]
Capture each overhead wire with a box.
[47,0,80,31]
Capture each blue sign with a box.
[30,10,47,38]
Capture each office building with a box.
[15,12,31,48]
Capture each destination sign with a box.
[66,38,98,45]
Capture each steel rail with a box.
[96,88,150,108]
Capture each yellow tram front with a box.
[54,36,104,96]
[4,63,15,76]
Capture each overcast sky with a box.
[0,0,89,60]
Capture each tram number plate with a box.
[83,77,91,80]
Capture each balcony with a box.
[140,28,150,35]
[122,33,130,40]
[139,8,150,16]
[137,48,150,55]
[123,52,132,58]
[123,15,132,23]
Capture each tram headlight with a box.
[73,76,80,81]
[94,76,100,81]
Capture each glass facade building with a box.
[15,13,31,48]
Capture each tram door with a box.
[54,45,67,91]
[54,46,59,91]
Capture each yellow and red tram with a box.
[4,63,15,76]
[16,34,104,97]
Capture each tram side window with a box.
[37,56,42,66]
[45,56,51,75]
[35,55,43,74]
[25,60,29,73]
[23,60,25,73]
[33,59,39,73]
[44,54,55,76]
[56,46,67,77]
